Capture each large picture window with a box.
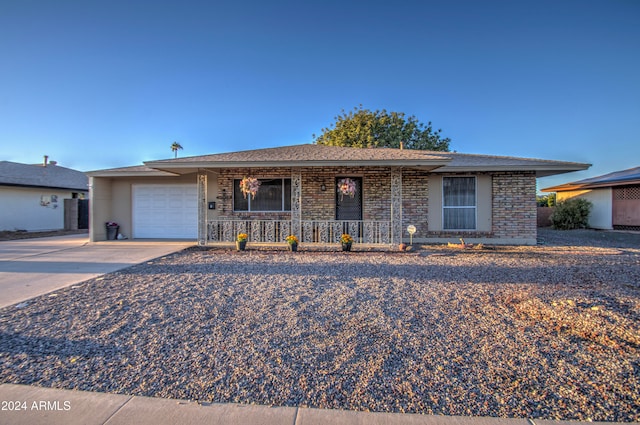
[443,176,476,230]
[234,178,291,212]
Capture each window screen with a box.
[443,177,476,230]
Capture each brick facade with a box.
[213,168,537,243]
[401,171,429,238]
[491,172,537,240]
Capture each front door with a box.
[336,177,362,220]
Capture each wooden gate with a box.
[613,185,640,229]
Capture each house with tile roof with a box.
[0,158,89,231]
[542,166,640,230]
[88,144,589,245]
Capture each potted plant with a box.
[285,235,299,252]
[340,233,353,251]
[236,233,248,251]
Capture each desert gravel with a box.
[1,229,639,421]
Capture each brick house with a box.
[87,144,588,245]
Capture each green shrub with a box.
[550,198,592,230]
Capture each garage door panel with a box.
[133,184,198,239]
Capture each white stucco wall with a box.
[556,188,612,230]
[0,186,77,231]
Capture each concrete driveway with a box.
[0,234,195,309]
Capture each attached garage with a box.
[132,184,198,239]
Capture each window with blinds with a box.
[443,176,476,230]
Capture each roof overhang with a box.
[142,159,450,175]
[0,182,88,191]
[433,164,590,178]
[542,178,640,192]
[87,169,180,178]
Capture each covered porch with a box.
[195,167,406,246]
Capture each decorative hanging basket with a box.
[240,177,261,199]
[337,178,356,200]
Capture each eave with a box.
[433,164,590,178]
[542,178,640,192]
[142,159,451,175]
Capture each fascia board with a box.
[143,159,451,170]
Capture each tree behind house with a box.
[313,105,451,151]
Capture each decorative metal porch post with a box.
[291,168,302,239]
[390,167,402,245]
[197,170,207,246]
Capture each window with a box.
[233,178,291,212]
[443,176,476,230]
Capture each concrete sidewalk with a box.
[0,384,614,425]
[0,235,195,308]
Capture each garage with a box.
[132,184,198,239]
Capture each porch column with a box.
[197,170,207,246]
[291,168,302,238]
[390,167,402,245]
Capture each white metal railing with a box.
[301,220,390,244]
[207,219,292,243]
[206,219,391,244]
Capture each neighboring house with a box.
[87,144,589,245]
[0,158,89,232]
[542,166,640,230]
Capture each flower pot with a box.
[341,242,352,252]
[288,243,298,252]
[236,241,247,251]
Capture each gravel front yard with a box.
[1,229,639,421]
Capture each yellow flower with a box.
[340,234,353,244]
[237,233,248,242]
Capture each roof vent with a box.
[43,155,48,166]
[49,161,57,166]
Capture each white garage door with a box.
[132,184,198,239]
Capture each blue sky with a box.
[1,0,638,190]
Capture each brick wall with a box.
[217,167,292,220]
[216,167,397,221]
[492,172,537,240]
[401,171,429,238]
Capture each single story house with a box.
[542,166,640,230]
[87,144,589,245]
[0,157,89,232]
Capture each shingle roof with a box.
[430,152,590,177]
[89,144,589,178]
[0,161,88,191]
[86,164,178,177]
[146,144,449,164]
[542,166,640,191]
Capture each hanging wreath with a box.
[337,178,356,200]
[240,176,261,199]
